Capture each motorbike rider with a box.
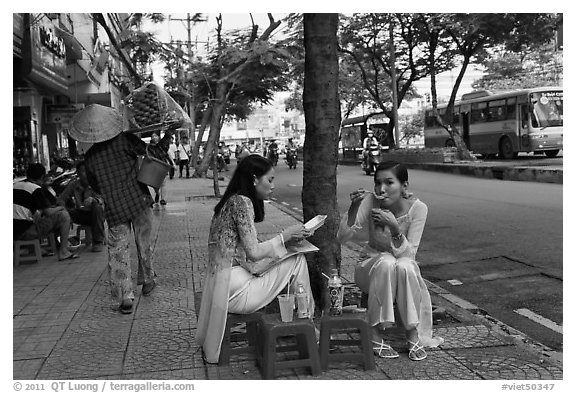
[362,129,380,167]
[217,141,229,171]
[286,138,298,167]
[267,139,279,165]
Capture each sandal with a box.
[371,339,399,359]
[407,340,427,361]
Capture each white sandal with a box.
[371,339,399,359]
[407,340,427,361]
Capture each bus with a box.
[423,86,563,159]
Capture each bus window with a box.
[471,103,484,123]
[488,100,506,122]
[506,97,517,120]
[530,91,563,128]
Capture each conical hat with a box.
[69,104,124,143]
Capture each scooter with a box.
[361,148,381,175]
[285,147,298,169]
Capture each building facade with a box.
[13,13,130,177]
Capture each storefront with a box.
[13,13,70,177]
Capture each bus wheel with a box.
[544,149,560,158]
[445,139,455,147]
[498,137,517,160]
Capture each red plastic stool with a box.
[318,313,375,371]
[256,313,321,379]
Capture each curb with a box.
[338,159,563,184]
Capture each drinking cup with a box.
[278,294,295,322]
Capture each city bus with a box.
[423,86,563,158]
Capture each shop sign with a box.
[21,14,68,94]
[13,13,24,58]
[46,104,85,125]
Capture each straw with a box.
[287,274,296,296]
[321,272,330,280]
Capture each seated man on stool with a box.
[58,161,106,252]
[13,163,77,261]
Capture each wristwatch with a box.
[391,232,403,241]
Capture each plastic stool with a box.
[14,239,43,266]
[219,311,263,365]
[318,313,375,371]
[257,313,321,379]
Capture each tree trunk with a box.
[195,84,227,178]
[302,13,341,313]
[190,107,212,175]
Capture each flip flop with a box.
[58,253,79,261]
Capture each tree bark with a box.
[190,107,212,174]
[302,13,341,312]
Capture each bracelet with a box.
[391,232,403,241]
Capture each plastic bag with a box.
[123,81,191,133]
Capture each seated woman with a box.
[196,154,315,364]
[337,161,443,361]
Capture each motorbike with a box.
[285,147,298,169]
[361,147,381,175]
[267,147,279,166]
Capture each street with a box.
[230,156,563,351]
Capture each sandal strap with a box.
[371,339,393,351]
[407,339,424,352]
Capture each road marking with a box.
[514,308,563,334]
[281,202,290,206]
[292,207,301,211]
[447,279,463,286]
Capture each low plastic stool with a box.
[318,313,375,371]
[256,313,321,379]
[14,239,43,266]
[219,311,263,365]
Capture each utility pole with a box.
[389,17,400,149]
[168,14,197,145]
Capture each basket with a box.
[137,146,172,189]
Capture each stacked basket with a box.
[124,82,190,136]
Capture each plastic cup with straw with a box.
[278,275,296,322]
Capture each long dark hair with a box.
[374,161,409,183]
[214,154,273,222]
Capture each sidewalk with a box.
[13,177,563,381]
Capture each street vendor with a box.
[69,104,173,314]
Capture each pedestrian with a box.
[58,160,106,252]
[177,136,191,178]
[167,135,178,180]
[69,104,171,314]
[149,132,170,206]
[195,154,315,364]
[13,163,78,261]
[337,161,443,361]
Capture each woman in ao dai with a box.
[196,154,315,364]
[337,161,443,361]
